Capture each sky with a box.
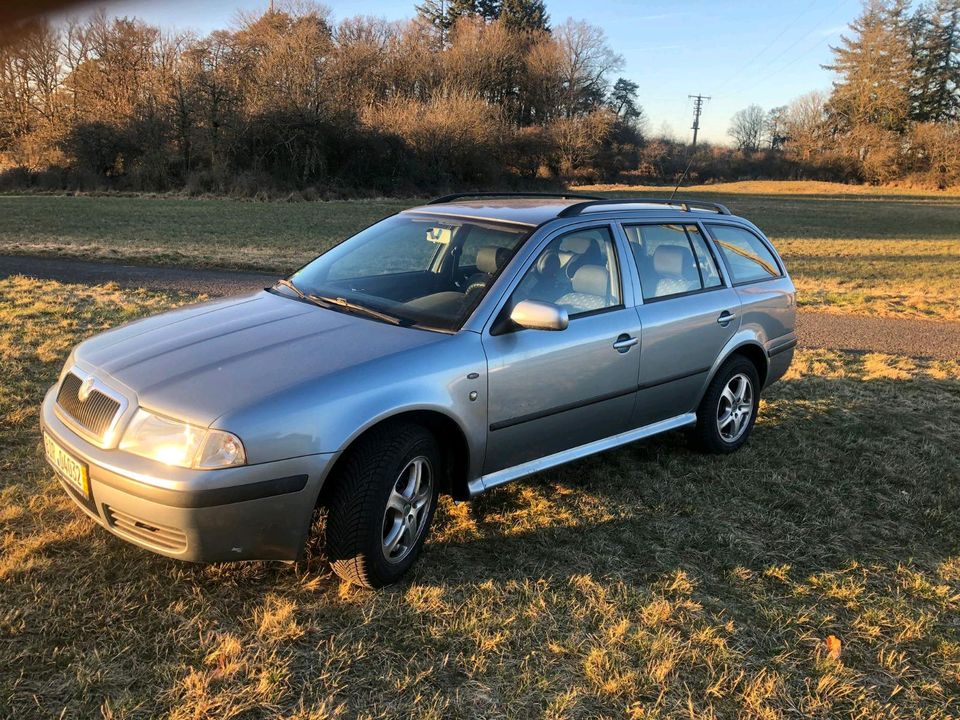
[64,0,862,144]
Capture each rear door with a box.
[703,223,795,363]
[622,222,742,426]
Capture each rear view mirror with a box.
[510,300,569,331]
[426,226,452,244]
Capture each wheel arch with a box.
[727,342,768,388]
[701,340,769,400]
[317,409,472,507]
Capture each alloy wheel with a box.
[381,456,433,563]
[717,372,753,442]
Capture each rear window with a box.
[706,224,782,284]
[623,224,723,301]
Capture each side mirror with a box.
[510,300,569,331]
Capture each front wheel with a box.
[692,357,760,454]
[325,423,440,588]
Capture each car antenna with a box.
[669,154,696,201]
[670,92,709,201]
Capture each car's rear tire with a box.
[325,422,440,588]
[693,356,760,454]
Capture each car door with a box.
[622,222,742,427]
[704,222,796,366]
[481,224,642,474]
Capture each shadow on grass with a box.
[3,357,960,717]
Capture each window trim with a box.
[685,223,725,291]
[703,222,784,287]
[620,221,730,303]
[488,222,627,335]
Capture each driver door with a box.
[481,225,642,474]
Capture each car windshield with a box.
[283,213,531,332]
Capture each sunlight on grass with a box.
[1,277,959,718]
[1,186,959,320]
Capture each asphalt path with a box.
[2,254,958,360]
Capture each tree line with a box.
[0,0,648,195]
[0,0,957,195]
[727,0,959,188]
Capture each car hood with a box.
[73,290,445,426]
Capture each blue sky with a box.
[84,0,861,144]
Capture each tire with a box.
[325,423,440,588]
[692,356,760,454]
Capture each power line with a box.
[716,0,851,101]
[712,0,820,96]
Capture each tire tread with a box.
[325,423,433,587]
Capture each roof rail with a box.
[428,191,603,205]
[557,197,732,217]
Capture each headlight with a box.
[119,409,246,469]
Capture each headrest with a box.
[559,235,594,255]
[476,245,511,274]
[653,244,693,276]
[535,249,561,276]
[571,265,609,297]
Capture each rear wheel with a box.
[693,356,760,454]
[325,423,440,588]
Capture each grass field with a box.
[3,277,960,718]
[1,182,958,320]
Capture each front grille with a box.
[104,505,188,552]
[56,373,121,440]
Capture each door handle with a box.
[613,334,639,352]
[717,311,736,326]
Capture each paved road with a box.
[796,312,959,361]
[0,254,277,296]
[2,254,958,361]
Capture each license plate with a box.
[44,432,90,497]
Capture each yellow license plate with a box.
[44,432,90,497]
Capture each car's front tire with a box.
[325,422,440,588]
[693,356,760,454]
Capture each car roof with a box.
[403,197,741,227]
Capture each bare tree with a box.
[783,91,829,161]
[728,104,766,151]
[554,19,623,118]
[765,105,788,149]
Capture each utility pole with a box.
[688,94,710,148]
[670,93,710,200]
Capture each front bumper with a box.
[40,386,335,562]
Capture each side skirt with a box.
[469,412,697,496]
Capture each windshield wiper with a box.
[310,294,407,326]
[274,278,311,301]
[274,280,408,326]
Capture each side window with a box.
[511,226,622,317]
[686,226,723,289]
[624,224,723,301]
[706,224,782,284]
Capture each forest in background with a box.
[0,0,958,196]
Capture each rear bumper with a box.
[40,386,334,562]
[765,334,797,388]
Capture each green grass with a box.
[2,184,959,320]
[3,277,960,718]
[0,195,411,272]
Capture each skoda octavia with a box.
[40,194,796,587]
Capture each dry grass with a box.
[2,183,959,321]
[2,277,960,718]
[574,179,960,197]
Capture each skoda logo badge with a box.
[78,376,95,402]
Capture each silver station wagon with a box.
[40,194,796,587]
